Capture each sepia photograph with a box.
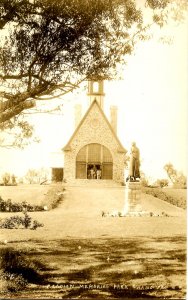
[0,0,187,299]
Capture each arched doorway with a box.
[76,143,113,179]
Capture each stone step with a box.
[66,179,123,187]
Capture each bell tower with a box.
[87,80,105,110]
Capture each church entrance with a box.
[76,143,113,180]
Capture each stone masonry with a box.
[125,181,142,212]
[63,100,126,184]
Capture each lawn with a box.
[142,187,187,209]
[0,183,65,209]
[0,185,186,299]
[0,237,186,299]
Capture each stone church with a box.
[62,80,127,184]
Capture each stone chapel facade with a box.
[63,80,127,184]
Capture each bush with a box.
[143,187,186,209]
[0,211,44,230]
[0,186,66,213]
[0,197,44,212]
[0,247,44,292]
[1,272,28,292]
[42,187,65,209]
[155,179,169,188]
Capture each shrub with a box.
[0,197,44,212]
[22,211,32,228]
[1,272,28,292]
[155,179,169,188]
[143,187,186,209]
[0,211,44,230]
[0,247,44,292]
[0,215,23,229]
[31,220,44,230]
[0,187,66,213]
[2,173,11,186]
[42,187,65,209]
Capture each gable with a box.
[63,100,126,153]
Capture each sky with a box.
[0,13,187,181]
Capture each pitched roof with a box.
[63,99,126,153]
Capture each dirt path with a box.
[0,186,186,242]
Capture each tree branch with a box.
[0,100,36,123]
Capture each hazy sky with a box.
[0,14,187,181]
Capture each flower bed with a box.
[101,210,170,217]
[0,196,44,212]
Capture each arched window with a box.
[76,143,112,179]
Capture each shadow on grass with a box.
[0,247,50,285]
[1,236,186,298]
[59,287,159,299]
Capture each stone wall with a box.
[64,102,126,183]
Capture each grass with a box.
[41,185,66,209]
[142,187,186,209]
[0,237,186,299]
[0,247,46,293]
[0,185,186,298]
[0,183,65,210]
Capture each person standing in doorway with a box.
[90,166,95,179]
[97,168,101,179]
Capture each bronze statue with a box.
[127,142,140,182]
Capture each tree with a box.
[164,163,187,188]
[164,163,177,184]
[24,167,50,184]
[37,167,50,184]
[2,172,11,185]
[25,169,38,184]
[155,179,169,188]
[0,0,187,138]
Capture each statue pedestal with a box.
[126,181,142,212]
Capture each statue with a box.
[127,142,140,182]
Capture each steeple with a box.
[87,80,105,110]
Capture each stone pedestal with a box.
[126,181,142,212]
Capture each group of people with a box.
[88,165,101,179]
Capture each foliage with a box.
[0,211,44,229]
[164,163,187,188]
[143,187,186,209]
[24,167,50,184]
[1,173,17,185]
[0,197,44,212]
[155,179,169,188]
[0,118,40,148]
[2,172,10,185]
[32,219,44,230]
[1,272,28,292]
[0,0,187,144]
[0,185,65,212]
[140,172,150,187]
[0,247,44,292]
[42,187,65,209]
[24,168,39,184]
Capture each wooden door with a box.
[76,162,87,179]
[102,163,113,179]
